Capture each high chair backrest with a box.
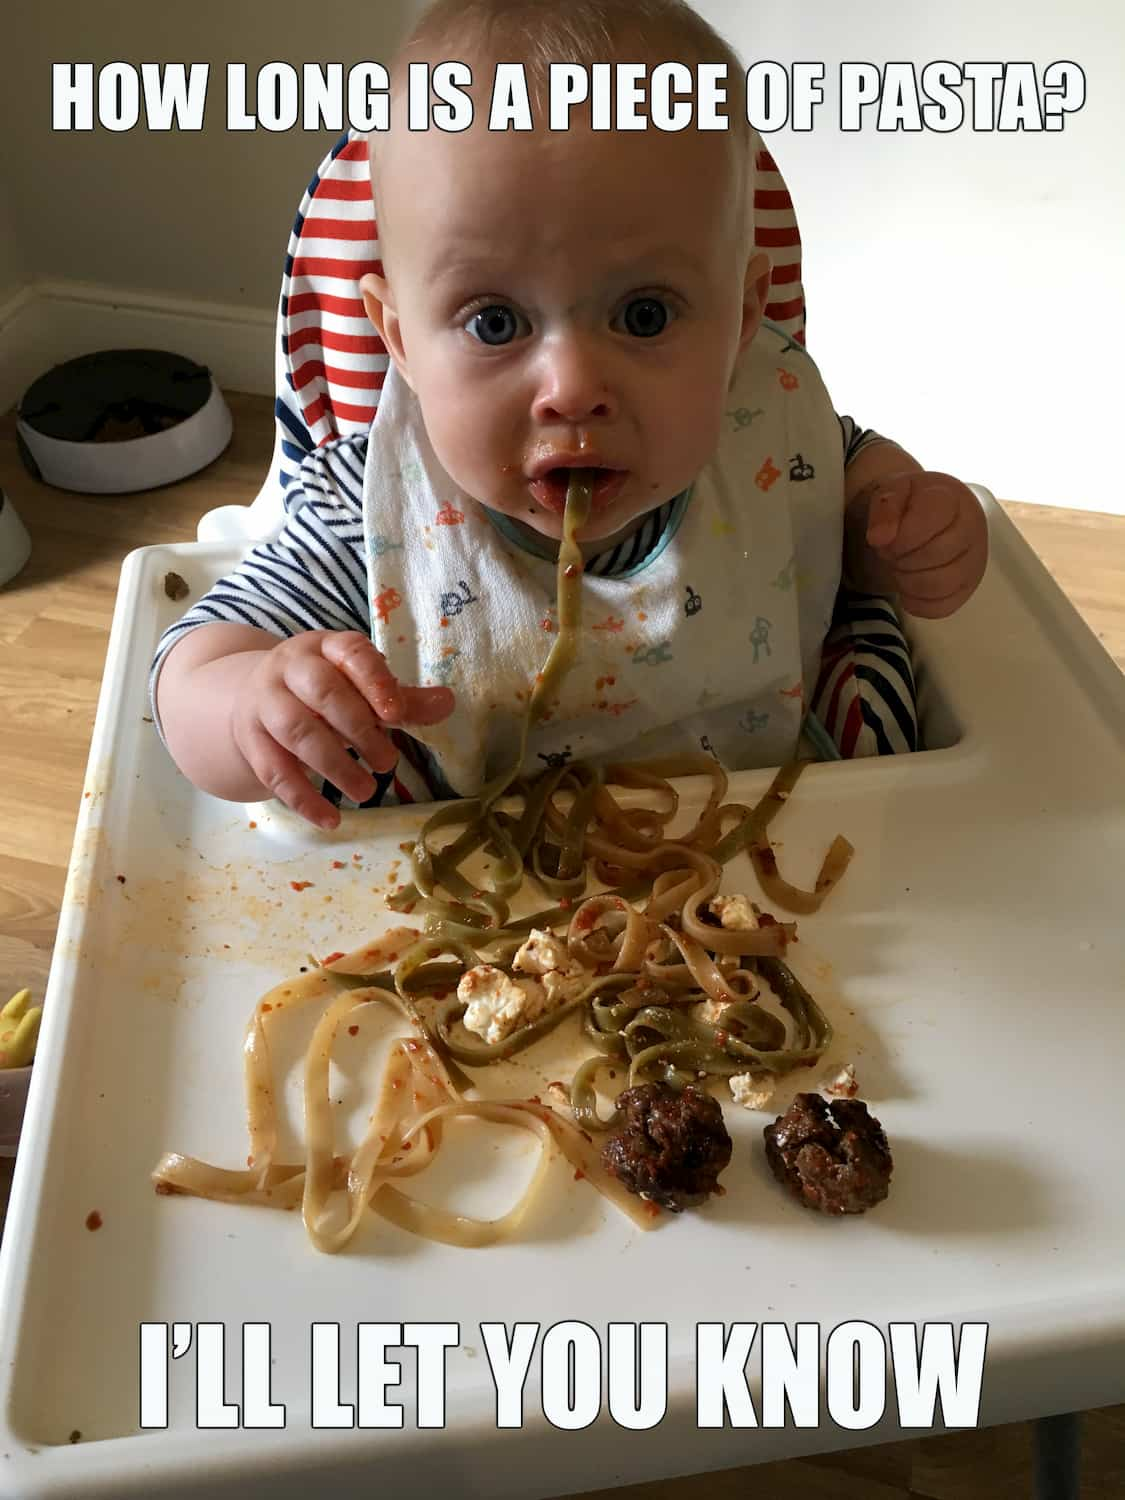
[197,127,807,542]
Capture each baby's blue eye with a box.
[467,305,520,345]
[621,298,669,338]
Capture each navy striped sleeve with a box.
[838,414,887,466]
[149,437,371,734]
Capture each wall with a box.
[0,214,27,309]
[711,0,1124,513]
[4,0,1123,512]
[5,0,418,306]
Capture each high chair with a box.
[0,127,1116,1500]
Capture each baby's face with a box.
[364,109,768,543]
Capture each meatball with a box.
[764,1093,892,1215]
[602,1083,732,1213]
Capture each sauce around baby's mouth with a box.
[530,468,628,513]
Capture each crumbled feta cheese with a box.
[458,965,546,1046]
[542,969,589,1005]
[709,894,759,931]
[510,928,591,1005]
[729,1071,777,1110]
[458,927,596,1049]
[512,928,574,977]
[696,997,729,1027]
[822,1062,859,1098]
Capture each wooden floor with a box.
[1,393,1123,1493]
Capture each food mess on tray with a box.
[154,474,892,1250]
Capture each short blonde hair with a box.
[396,0,745,106]
[383,0,753,247]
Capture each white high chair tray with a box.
[0,492,1121,1499]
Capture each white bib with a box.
[362,323,843,797]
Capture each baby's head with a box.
[361,0,771,544]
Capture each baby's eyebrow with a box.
[431,255,503,282]
[422,250,515,293]
[429,243,709,287]
[619,241,713,276]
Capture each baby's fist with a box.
[865,471,988,619]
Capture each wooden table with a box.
[1,394,1122,1498]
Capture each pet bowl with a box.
[16,349,232,494]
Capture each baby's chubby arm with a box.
[842,442,989,619]
[156,624,454,828]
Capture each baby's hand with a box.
[230,631,454,828]
[864,471,989,619]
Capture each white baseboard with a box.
[0,280,276,413]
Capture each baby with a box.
[154,0,988,828]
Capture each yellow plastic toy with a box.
[0,991,41,1069]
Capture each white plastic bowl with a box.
[18,378,232,495]
[0,489,32,587]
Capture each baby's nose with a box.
[531,334,616,425]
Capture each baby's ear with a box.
[737,250,773,354]
[359,272,413,389]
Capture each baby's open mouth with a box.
[529,467,628,513]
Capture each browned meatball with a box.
[602,1083,732,1212]
[764,1093,892,1214]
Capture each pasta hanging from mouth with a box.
[153,473,853,1252]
